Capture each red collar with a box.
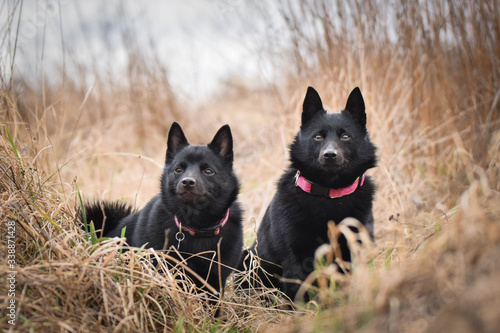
[294,170,365,198]
[174,209,230,238]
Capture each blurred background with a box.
[2,1,500,331]
[6,0,273,100]
[2,0,499,251]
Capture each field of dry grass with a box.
[1,1,500,332]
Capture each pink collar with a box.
[174,209,230,237]
[294,170,365,198]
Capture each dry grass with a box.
[0,134,294,331]
[1,0,500,332]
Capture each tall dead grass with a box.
[0,134,293,331]
[257,0,500,246]
[253,1,500,331]
[1,0,499,332]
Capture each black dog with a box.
[243,87,377,301]
[82,122,243,296]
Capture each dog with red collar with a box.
[241,86,377,302]
[82,122,243,300]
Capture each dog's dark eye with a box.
[314,133,324,141]
[203,168,215,176]
[341,133,351,141]
[174,167,183,174]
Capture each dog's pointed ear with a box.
[302,86,325,126]
[166,122,189,163]
[208,125,233,164]
[343,87,366,128]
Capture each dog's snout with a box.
[319,142,344,167]
[181,177,196,188]
[323,149,337,159]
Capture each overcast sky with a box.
[3,0,279,101]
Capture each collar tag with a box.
[174,209,230,238]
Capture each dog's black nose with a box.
[181,177,196,188]
[323,149,337,159]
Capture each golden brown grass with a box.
[1,0,500,332]
[0,133,295,331]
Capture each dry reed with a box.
[1,0,499,331]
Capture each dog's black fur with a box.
[82,122,243,295]
[242,87,377,301]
